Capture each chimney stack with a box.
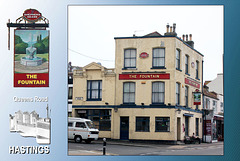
[185,34,194,48]
[164,23,177,36]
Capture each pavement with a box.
[68,139,224,156]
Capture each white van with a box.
[68,117,99,143]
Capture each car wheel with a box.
[74,136,82,143]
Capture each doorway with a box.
[177,118,181,140]
[120,117,129,140]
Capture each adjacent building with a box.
[71,24,204,144]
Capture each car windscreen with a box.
[86,121,96,129]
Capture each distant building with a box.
[203,74,224,142]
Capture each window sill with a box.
[196,78,200,80]
[176,68,182,72]
[135,131,150,132]
[150,103,165,106]
[151,67,166,69]
[155,131,170,132]
[86,99,102,101]
[120,103,136,106]
[122,67,137,70]
[185,73,190,76]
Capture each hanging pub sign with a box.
[14,30,49,87]
[7,9,50,87]
[193,92,201,105]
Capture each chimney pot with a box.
[170,26,173,33]
[166,23,169,33]
[182,34,185,41]
[186,34,188,41]
[173,23,176,33]
[189,34,192,41]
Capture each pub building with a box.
[71,23,204,144]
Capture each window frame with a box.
[123,82,135,104]
[176,49,181,70]
[196,118,199,136]
[196,61,199,79]
[87,80,102,101]
[87,109,111,131]
[136,117,150,132]
[155,117,170,132]
[68,86,73,100]
[124,48,136,68]
[176,82,180,105]
[185,55,189,74]
[152,81,165,104]
[185,86,189,107]
[152,48,165,68]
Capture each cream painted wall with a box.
[115,37,203,109]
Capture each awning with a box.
[183,113,194,117]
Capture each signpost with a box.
[7,9,49,87]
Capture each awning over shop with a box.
[214,115,224,121]
[183,113,194,117]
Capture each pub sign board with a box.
[193,92,201,105]
[119,73,170,80]
[14,30,49,87]
[23,9,42,22]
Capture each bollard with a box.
[103,138,106,155]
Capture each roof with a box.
[203,87,219,100]
[143,31,162,37]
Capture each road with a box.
[68,140,223,156]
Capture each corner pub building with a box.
[72,24,204,144]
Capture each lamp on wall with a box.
[114,107,118,112]
[176,108,181,114]
[105,102,109,105]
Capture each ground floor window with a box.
[155,117,170,132]
[77,109,111,131]
[196,118,199,136]
[136,117,150,132]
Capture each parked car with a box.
[68,117,99,143]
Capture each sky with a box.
[68,5,223,81]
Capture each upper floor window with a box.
[185,55,189,74]
[185,86,189,107]
[152,48,165,68]
[176,49,181,70]
[124,49,136,68]
[68,87,73,100]
[123,82,135,104]
[205,98,210,109]
[176,82,180,105]
[196,61,199,79]
[152,82,165,104]
[87,80,102,101]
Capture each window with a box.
[68,122,73,127]
[196,61,199,79]
[75,122,86,128]
[152,82,165,104]
[152,48,165,68]
[124,49,136,68]
[176,49,181,70]
[87,109,111,131]
[185,86,188,107]
[68,87,73,99]
[136,117,150,132]
[176,83,180,105]
[185,55,189,74]
[196,118,199,136]
[87,80,102,101]
[213,100,217,112]
[155,117,170,132]
[206,98,210,109]
[123,82,135,104]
